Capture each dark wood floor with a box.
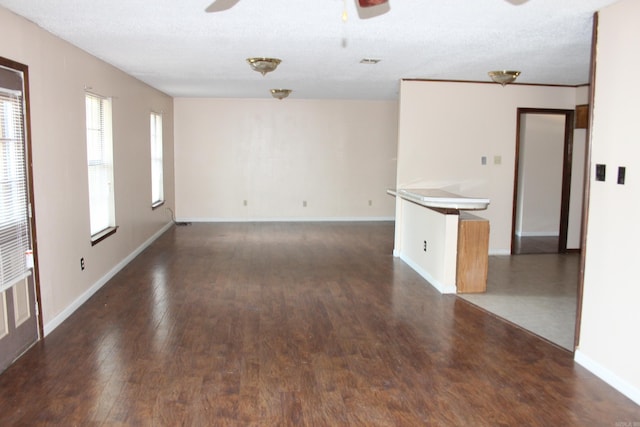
[1,223,638,425]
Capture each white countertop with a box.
[389,188,490,210]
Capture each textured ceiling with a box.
[0,0,618,100]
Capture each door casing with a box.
[511,108,575,254]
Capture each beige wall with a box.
[567,86,589,249]
[576,0,640,405]
[0,7,175,332]
[516,114,565,236]
[174,98,397,221]
[396,80,577,253]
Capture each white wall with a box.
[575,0,640,405]
[396,81,576,253]
[397,199,458,293]
[0,7,175,331]
[174,98,397,221]
[516,114,565,236]
[567,86,589,249]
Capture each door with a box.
[0,58,40,373]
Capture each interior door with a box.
[0,58,39,373]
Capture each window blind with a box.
[150,112,163,205]
[0,89,30,293]
[86,93,115,236]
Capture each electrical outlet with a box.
[243,200,248,206]
[80,257,85,271]
[303,200,307,207]
[481,156,487,165]
[368,200,372,206]
[494,155,502,165]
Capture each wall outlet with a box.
[303,200,307,207]
[368,200,372,206]
[481,156,487,165]
[494,155,502,165]
[80,257,85,271]
[243,200,248,206]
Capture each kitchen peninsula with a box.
[390,188,490,294]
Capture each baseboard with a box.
[43,221,173,337]
[574,349,640,406]
[398,253,457,294]
[179,216,396,223]
[489,249,511,256]
[516,231,560,237]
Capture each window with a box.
[85,93,116,241]
[0,87,30,292]
[150,112,164,207]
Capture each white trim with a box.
[178,216,395,223]
[43,221,173,336]
[574,349,640,406]
[489,249,511,256]
[0,271,32,294]
[399,253,457,294]
[516,231,560,237]
[393,249,401,257]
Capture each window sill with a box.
[152,200,165,210]
[91,226,118,246]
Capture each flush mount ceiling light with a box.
[488,70,521,86]
[270,89,292,100]
[360,58,381,64]
[247,57,281,76]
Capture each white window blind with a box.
[0,89,30,293]
[150,112,163,206]
[86,93,115,236]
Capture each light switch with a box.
[481,156,487,165]
[618,166,626,185]
[494,155,502,165]
[596,164,606,182]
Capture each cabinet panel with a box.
[457,213,489,293]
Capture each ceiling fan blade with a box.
[356,0,390,19]
[358,0,388,6]
[205,0,241,13]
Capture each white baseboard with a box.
[398,253,457,294]
[574,349,640,406]
[179,216,395,223]
[43,221,173,337]
[516,231,560,237]
[489,249,511,256]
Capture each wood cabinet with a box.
[456,212,489,293]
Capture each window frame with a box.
[85,92,117,245]
[150,111,164,209]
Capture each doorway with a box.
[512,108,575,255]
[0,57,41,373]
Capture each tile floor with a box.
[459,253,579,351]
[513,235,559,254]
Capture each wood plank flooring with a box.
[0,222,638,425]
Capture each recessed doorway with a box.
[512,108,575,255]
